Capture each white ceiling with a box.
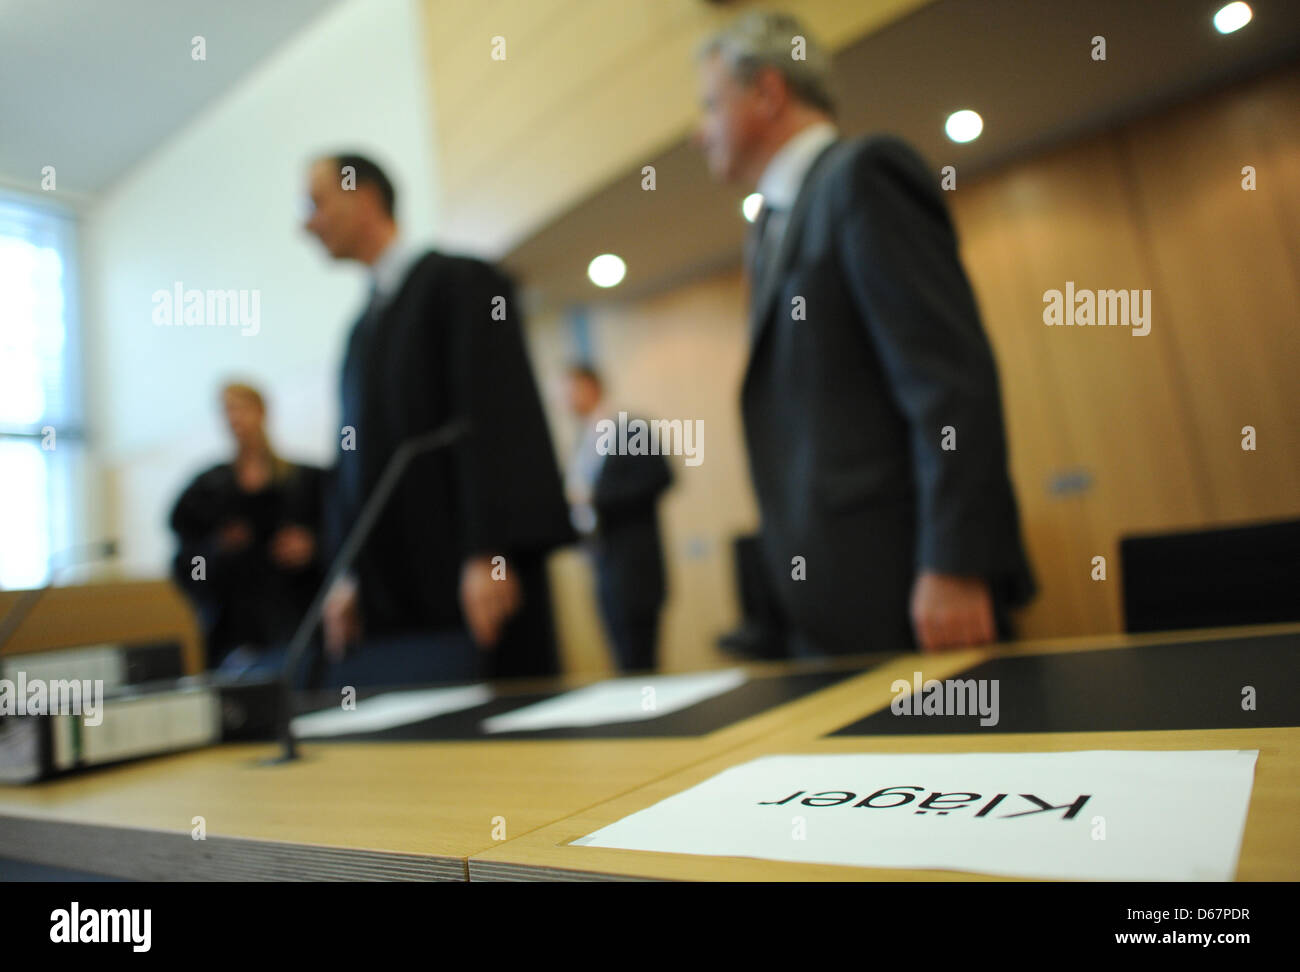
[0,0,342,200]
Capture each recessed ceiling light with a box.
[1214,2,1252,34]
[945,109,983,144]
[587,253,626,288]
[742,192,764,222]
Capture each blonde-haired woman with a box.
[169,382,325,676]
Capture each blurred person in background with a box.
[169,382,325,675]
[565,364,672,672]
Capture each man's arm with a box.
[835,137,1014,649]
[444,260,574,645]
[446,260,574,556]
[168,468,247,597]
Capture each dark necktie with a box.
[359,280,383,335]
[337,282,383,513]
[747,202,784,299]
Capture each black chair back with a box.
[1120,519,1300,632]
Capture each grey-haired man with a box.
[693,11,1035,656]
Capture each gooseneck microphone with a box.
[265,420,469,764]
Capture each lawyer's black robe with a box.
[169,462,325,668]
[333,251,574,678]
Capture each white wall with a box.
[83,0,440,574]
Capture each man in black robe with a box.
[303,153,574,681]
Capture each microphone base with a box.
[258,736,302,765]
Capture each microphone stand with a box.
[263,420,468,764]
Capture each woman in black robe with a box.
[169,382,325,674]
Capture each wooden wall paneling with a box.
[952,178,1096,637]
[0,581,203,675]
[1119,64,1300,524]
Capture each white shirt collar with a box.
[756,121,839,211]
[370,235,421,301]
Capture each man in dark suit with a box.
[303,153,574,680]
[564,364,673,672]
[693,12,1035,656]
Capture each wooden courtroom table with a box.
[466,622,1300,881]
[0,656,890,881]
[2,624,1294,881]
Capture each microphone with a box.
[0,539,120,651]
[264,420,470,763]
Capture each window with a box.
[0,191,84,589]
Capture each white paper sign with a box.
[480,669,747,733]
[573,750,1259,881]
[291,684,492,738]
